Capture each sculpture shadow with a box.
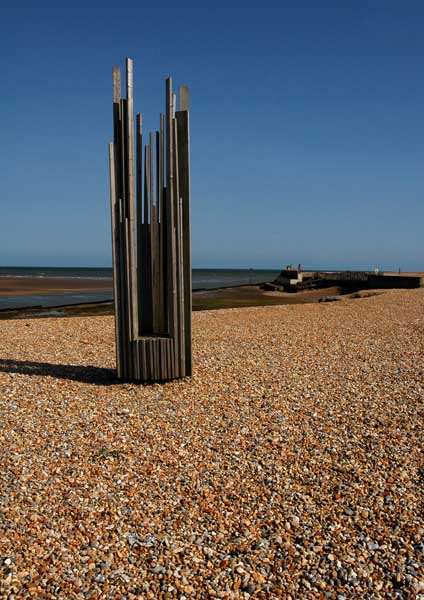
[0,358,118,386]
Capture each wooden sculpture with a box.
[108,58,191,381]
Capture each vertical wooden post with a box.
[173,118,184,377]
[176,85,192,375]
[136,113,143,337]
[125,58,138,378]
[166,78,177,348]
[159,113,165,333]
[111,68,124,376]
[109,142,121,377]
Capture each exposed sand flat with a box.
[0,277,112,297]
[384,272,424,277]
[0,289,423,599]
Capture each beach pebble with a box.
[0,288,422,598]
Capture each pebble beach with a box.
[0,288,423,599]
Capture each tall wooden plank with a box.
[143,146,153,333]
[159,114,165,222]
[178,196,185,375]
[124,217,134,380]
[112,72,127,378]
[126,58,138,366]
[149,132,156,330]
[159,114,165,334]
[109,143,122,377]
[150,131,160,333]
[120,99,127,216]
[120,97,131,377]
[116,102,129,378]
[166,78,177,348]
[173,118,184,377]
[136,113,143,338]
[155,130,163,333]
[176,101,192,375]
[141,145,147,334]
[118,212,129,378]
[170,224,177,378]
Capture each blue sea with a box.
[0,267,281,310]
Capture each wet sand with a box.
[0,277,112,296]
[192,285,344,311]
[383,271,424,277]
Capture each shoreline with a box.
[1,270,421,298]
[1,271,421,319]
[0,284,348,319]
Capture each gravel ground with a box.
[0,288,423,599]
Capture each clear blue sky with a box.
[1,0,423,270]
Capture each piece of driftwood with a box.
[109,58,191,381]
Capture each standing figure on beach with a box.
[108,58,192,382]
